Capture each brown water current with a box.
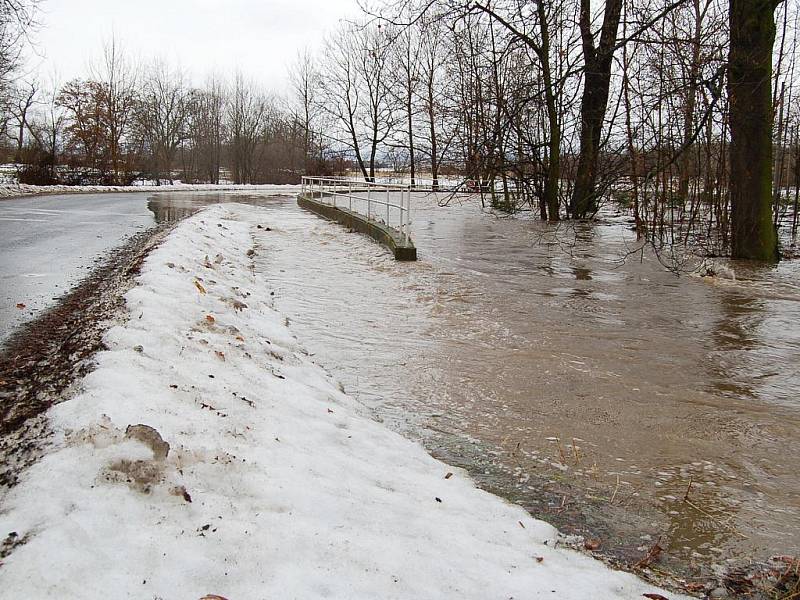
[163,192,800,582]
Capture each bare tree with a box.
[136,60,192,184]
[288,49,320,173]
[318,22,394,181]
[387,21,422,185]
[27,72,64,162]
[0,0,40,98]
[5,78,36,159]
[228,71,268,184]
[569,0,623,218]
[417,10,456,190]
[57,78,110,177]
[473,0,569,220]
[90,36,139,183]
[190,74,226,183]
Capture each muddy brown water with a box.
[151,193,800,582]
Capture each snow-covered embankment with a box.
[0,204,686,599]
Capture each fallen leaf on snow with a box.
[444,472,453,479]
[15,303,25,309]
[215,351,225,361]
[194,280,207,294]
[642,594,669,600]
[200,596,229,600]
[205,315,216,323]
[170,485,192,503]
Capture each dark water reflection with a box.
[147,192,292,223]
[151,192,800,579]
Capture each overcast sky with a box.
[28,0,362,92]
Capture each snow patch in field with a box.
[0,182,300,199]
[0,204,687,599]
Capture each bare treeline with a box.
[2,0,797,259]
[299,0,797,259]
[1,38,322,186]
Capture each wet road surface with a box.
[0,193,154,343]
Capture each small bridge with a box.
[297,176,417,261]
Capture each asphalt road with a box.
[0,193,156,345]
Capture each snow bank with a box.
[0,204,687,599]
[0,182,300,199]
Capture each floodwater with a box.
[244,193,800,579]
[9,190,798,579]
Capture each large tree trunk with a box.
[537,1,561,221]
[570,0,623,219]
[728,0,781,260]
[543,89,560,221]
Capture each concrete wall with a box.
[297,195,417,261]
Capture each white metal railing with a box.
[301,176,413,242]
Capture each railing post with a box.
[348,181,352,211]
[367,185,371,221]
[399,188,404,239]
[405,187,411,241]
[403,187,408,241]
[406,186,409,240]
[386,186,390,226]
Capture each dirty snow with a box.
[0,204,688,599]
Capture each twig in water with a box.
[610,475,621,504]
[683,477,693,502]
[634,536,664,569]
